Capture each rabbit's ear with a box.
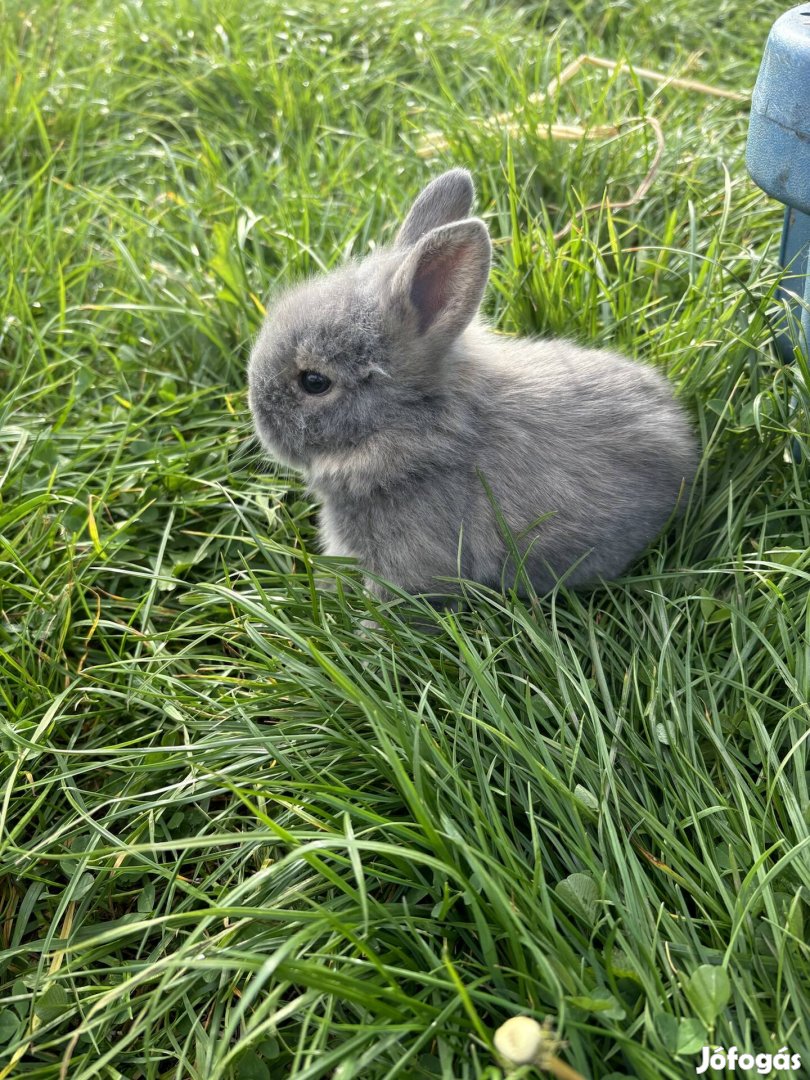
[390,218,491,341]
[394,169,475,248]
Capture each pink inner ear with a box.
[410,242,471,333]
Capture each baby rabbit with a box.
[248,169,698,599]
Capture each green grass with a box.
[2,0,809,1077]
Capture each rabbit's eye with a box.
[299,370,332,395]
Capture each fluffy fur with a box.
[248,168,698,598]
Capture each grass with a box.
[1,0,809,1076]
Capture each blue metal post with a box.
[746,5,810,360]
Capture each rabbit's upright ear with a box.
[394,169,475,248]
[390,218,491,342]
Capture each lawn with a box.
[1,0,809,1077]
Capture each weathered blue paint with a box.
[746,5,810,360]
[778,206,810,358]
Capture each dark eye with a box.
[299,370,332,395]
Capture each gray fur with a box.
[394,168,474,247]
[248,169,699,599]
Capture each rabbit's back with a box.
[464,328,697,587]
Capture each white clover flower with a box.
[493,1016,545,1065]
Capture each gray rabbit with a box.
[248,169,698,599]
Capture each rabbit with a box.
[247,168,698,601]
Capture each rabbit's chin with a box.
[252,424,310,471]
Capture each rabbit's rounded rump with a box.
[248,169,698,598]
